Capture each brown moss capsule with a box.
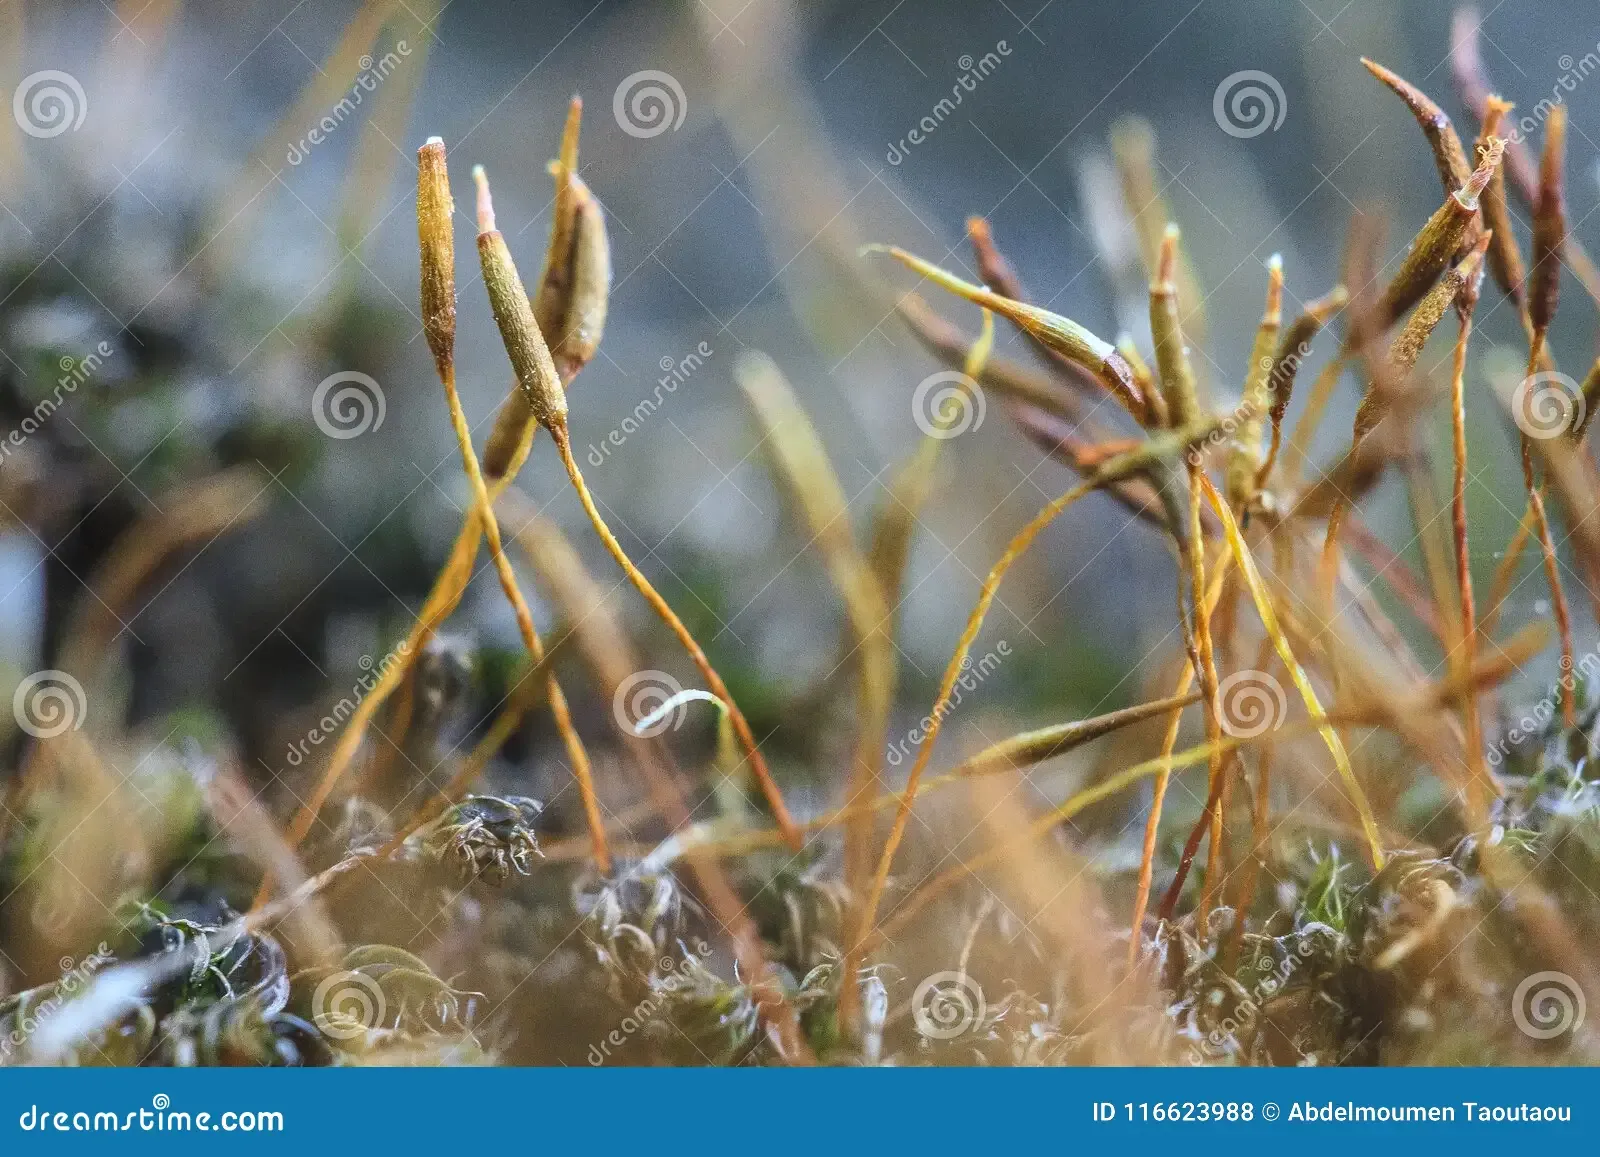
[1355,235,1488,444]
[482,106,612,481]
[484,178,611,478]
[417,137,456,382]
[532,99,611,381]
[557,179,611,376]
[1255,284,1346,488]
[1362,58,1473,198]
[959,693,1202,778]
[968,216,1147,422]
[1373,136,1501,330]
[870,244,1140,411]
[1530,103,1567,337]
[1396,235,1485,371]
[1476,96,1526,307]
[533,96,584,341]
[475,165,568,434]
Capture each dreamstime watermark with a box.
[16,1095,284,1132]
[912,371,986,439]
[1505,42,1600,145]
[0,342,113,466]
[1511,370,1584,440]
[1188,936,1322,1062]
[885,642,1010,767]
[286,43,412,165]
[284,644,409,768]
[312,370,386,439]
[886,41,1013,165]
[1216,669,1288,739]
[586,938,714,1064]
[612,670,691,738]
[1511,970,1586,1039]
[1213,70,1287,139]
[1487,647,1600,767]
[912,970,986,1039]
[614,70,686,138]
[1186,398,1263,467]
[1,944,114,1061]
[13,670,87,740]
[309,970,386,1040]
[13,70,87,138]
[586,341,712,466]
[1186,340,1313,467]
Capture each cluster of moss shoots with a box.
[9,13,1600,1065]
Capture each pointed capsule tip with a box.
[1264,256,1284,320]
[558,98,583,172]
[1156,226,1179,285]
[1361,57,1428,104]
[1361,58,1398,86]
[473,165,496,234]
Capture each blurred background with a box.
[0,0,1595,923]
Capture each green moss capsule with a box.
[475,166,568,433]
[1150,224,1198,429]
[1225,255,1282,512]
[416,137,456,382]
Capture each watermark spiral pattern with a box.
[13,670,87,739]
[312,371,386,440]
[612,669,688,737]
[912,371,986,439]
[1512,971,1586,1039]
[1213,70,1287,138]
[13,70,87,138]
[1216,669,1287,739]
[1512,371,1585,440]
[311,970,386,1041]
[912,971,986,1040]
[613,70,686,138]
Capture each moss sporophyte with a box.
[14,11,1600,1068]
